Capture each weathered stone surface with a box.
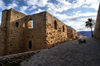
[0,27,6,56]
[94,4,100,41]
[0,8,80,56]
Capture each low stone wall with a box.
[0,50,40,66]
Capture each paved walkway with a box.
[20,38,100,66]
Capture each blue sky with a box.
[0,0,100,31]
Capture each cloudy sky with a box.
[0,0,100,31]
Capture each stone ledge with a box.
[0,50,40,66]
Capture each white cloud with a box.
[20,6,29,14]
[24,0,48,10]
[52,13,68,20]
[72,0,100,10]
[37,0,48,7]
[49,10,97,21]
[65,19,95,32]
[0,0,5,9]
[24,0,37,6]
[72,0,85,8]
[47,0,72,13]
[29,6,37,11]
[25,0,100,13]
[7,1,18,9]
[34,9,45,14]
[68,12,96,31]
[69,12,97,20]
[89,1,99,10]
[25,0,72,12]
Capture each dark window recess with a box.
[63,25,65,32]
[6,12,8,20]
[29,41,32,49]
[54,20,57,29]
[10,44,13,46]
[29,18,32,20]
[16,22,19,27]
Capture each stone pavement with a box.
[20,38,100,66]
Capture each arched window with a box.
[29,41,32,49]
[15,22,19,27]
[63,25,65,32]
[27,18,34,29]
[54,20,57,29]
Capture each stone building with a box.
[0,8,79,56]
[94,4,100,41]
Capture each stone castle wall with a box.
[46,12,68,47]
[23,12,47,51]
[45,12,78,48]
[3,9,26,55]
[94,5,100,41]
[0,8,80,56]
[0,27,6,55]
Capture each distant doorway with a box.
[29,41,32,49]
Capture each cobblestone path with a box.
[21,38,100,66]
